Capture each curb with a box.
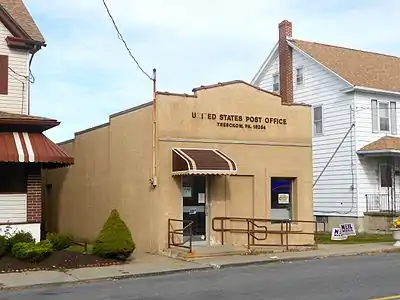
[1,248,399,291]
[209,247,400,269]
[0,266,214,292]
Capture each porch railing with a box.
[168,219,193,253]
[365,194,400,213]
[212,217,318,250]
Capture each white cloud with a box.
[23,0,400,142]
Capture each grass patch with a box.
[316,233,394,244]
[67,243,93,254]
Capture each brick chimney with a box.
[278,20,293,104]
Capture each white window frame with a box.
[371,99,397,134]
[272,73,280,92]
[295,66,304,85]
[390,101,397,134]
[313,105,323,136]
[379,101,390,133]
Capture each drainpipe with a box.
[27,45,40,115]
[150,69,158,188]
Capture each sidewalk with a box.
[0,243,399,290]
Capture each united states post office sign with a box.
[191,112,288,131]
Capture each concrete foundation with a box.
[316,214,399,234]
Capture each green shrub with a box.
[93,209,135,260]
[37,239,54,249]
[46,232,73,251]
[7,231,34,251]
[12,241,53,263]
[0,236,7,257]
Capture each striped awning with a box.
[0,132,73,165]
[172,148,238,176]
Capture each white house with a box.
[251,20,400,231]
[0,1,73,241]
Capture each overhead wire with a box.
[101,0,153,81]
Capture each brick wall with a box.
[278,20,294,104]
[27,165,42,223]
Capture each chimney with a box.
[278,20,293,104]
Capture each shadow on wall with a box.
[42,167,69,234]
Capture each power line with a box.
[101,0,153,81]
[8,67,34,84]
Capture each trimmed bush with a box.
[93,209,135,260]
[46,232,73,251]
[12,241,53,263]
[0,235,7,257]
[7,231,34,251]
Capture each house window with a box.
[391,102,397,134]
[313,105,323,135]
[296,67,304,85]
[371,100,397,134]
[272,73,279,92]
[0,164,26,193]
[379,164,392,188]
[379,102,390,131]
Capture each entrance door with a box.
[379,163,400,211]
[181,176,207,242]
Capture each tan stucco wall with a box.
[155,83,314,248]
[47,82,314,253]
[47,106,155,253]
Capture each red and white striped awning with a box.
[0,132,73,165]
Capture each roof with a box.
[359,136,400,152]
[291,39,400,92]
[0,111,59,131]
[0,0,44,43]
[0,111,55,121]
[0,131,73,168]
[192,80,280,97]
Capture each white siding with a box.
[354,92,400,213]
[0,22,29,114]
[255,49,358,216]
[0,193,27,223]
[256,52,279,92]
[0,223,40,242]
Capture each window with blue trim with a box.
[270,177,293,221]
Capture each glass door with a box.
[182,176,206,241]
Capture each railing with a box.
[212,217,318,250]
[365,194,400,213]
[168,219,194,253]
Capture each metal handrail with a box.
[365,193,400,214]
[168,219,194,253]
[212,217,318,250]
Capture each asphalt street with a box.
[1,253,400,300]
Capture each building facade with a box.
[251,20,400,231]
[47,81,315,253]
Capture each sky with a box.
[24,0,400,143]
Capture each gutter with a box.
[341,86,400,97]
[357,149,400,156]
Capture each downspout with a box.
[151,68,158,188]
[27,45,40,115]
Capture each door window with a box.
[380,164,392,188]
[182,176,206,240]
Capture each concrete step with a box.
[161,245,317,261]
